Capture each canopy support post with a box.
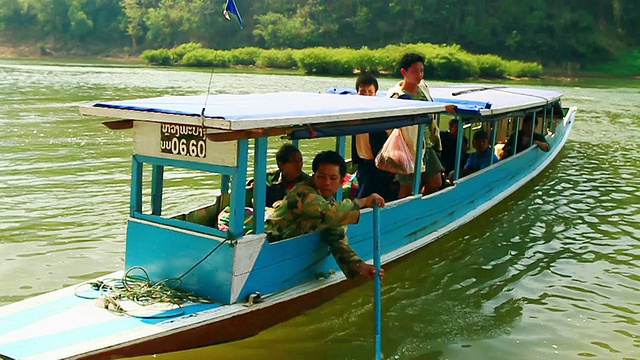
[151,164,164,216]
[253,137,268,234]
[335,135,346,201]
[413,123,426,195]
[229,139,249,238]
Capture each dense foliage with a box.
[140,42,543,78]
[1,0,638,69]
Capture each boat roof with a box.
[326,84,563,118]
[79,91,446,131]
[430,85,562,117]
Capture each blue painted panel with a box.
[236,232,337,301]
[125,220,234,303]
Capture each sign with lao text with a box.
[160,124,206,158]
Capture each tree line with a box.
[0,0,638,67]
[140,42,544,78]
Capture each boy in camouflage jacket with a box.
[266,151,385,280]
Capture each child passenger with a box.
[458,130,499,178]
[351,73,397,201]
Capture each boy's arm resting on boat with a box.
[533,133,550,152]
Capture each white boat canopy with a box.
[326,85,563,119]
[429,85,563,118]
[80,91,446,137]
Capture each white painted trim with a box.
[230,234,267,303]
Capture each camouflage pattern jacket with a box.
[265,179,364,278]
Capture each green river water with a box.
[0,59,638,360]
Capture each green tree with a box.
[0,0,638,68]
[67,2,93,41]
[253,6,321,48]
[0,0,21,31]
[121,0,159,50]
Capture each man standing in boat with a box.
[266,150,385,280]
[387,53,455,196]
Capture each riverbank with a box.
[0,42,39,57]
[0,37,139,62]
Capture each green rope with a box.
[74,237,230,318]
[75,266,214,318]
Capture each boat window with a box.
[131,162,230,237]
[493,117,512,158]
[155,168,221,215]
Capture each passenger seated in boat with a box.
[265,150,385,281]
[440,118,469,175]
[387,53,455,196]
[451,130,499,180]
[500,113,550,160]
[245,143,311,207]
[352,72,398,201]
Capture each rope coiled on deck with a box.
[75,266,213,318]
[74,238,229,318]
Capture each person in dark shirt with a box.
[500,113,550,160]
[246,143,311,207]
[439,118,469,174]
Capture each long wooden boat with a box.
[0,86,576,359]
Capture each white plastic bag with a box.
[375,128,415,174]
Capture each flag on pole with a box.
[223,0,243,29]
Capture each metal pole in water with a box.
[373,205,382,360]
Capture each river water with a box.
[0,59,638,360]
